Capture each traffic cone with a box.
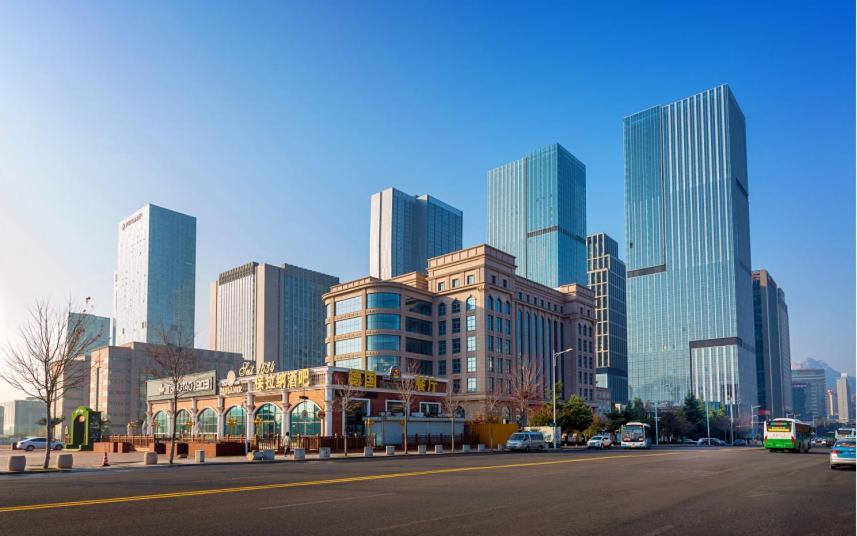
[101,449,110,467]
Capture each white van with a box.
[506,431,546,451]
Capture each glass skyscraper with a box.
[487,143,587,288]
[752,269,793,418]
[369,188,463,279]
[624,85,756,408]
[113,204,196,346]
[587,233,628,404]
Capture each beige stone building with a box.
[323,244,596,420]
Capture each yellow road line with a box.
[0,452,679,513]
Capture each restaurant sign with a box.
[220,361,313,395]
[147,371,217,401]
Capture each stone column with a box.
[245,392,255,440]
[216,396,225,440]
[280,390,291,440]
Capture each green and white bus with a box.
[764,418,812,452]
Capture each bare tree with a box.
[1,300,103,469]
[333,374,365,456]
[481,384,505,449]
[393,361,421,454]
[510,359,540,428]
[149,324,198,465]
[440,391,462,452]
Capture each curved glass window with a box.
[465,296,476,311]
[406,317,432,336]
[152,411,169,437]
[367,313,400,330]
[335,337,362,355]
[290,400,321,436]
[405,337,432,355]
[368,355,400,372]
[438,302,447,316]
[223,405,246,437]
[335,357,361,369]
[335,296,362,315]
[367,334,400,351]
[197,408,217,436]
[405,297,432,316]
[335,317,361,335]
[255,403,282,438]
[175,409,192,435]
[367,292,401,309]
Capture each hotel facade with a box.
[323,244,597,419]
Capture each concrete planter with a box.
[318,447,331,459]
[477,444,487,452]
[261,450,275,461]
[6,455,26,472]
[293,448,306,461]
[194,450,205,463]
[434,445,444,454]
[461,444,471,453]
[143,452,158,465]
[417,445,427,455]
[364,447,374,457]
[55,453,73,469]
[385,446,396,456]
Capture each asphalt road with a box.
[0,446,853,535]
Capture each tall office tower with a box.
[826,389,837,419]
[586,233,628,404]
[112,204,196,346]
[624,85,756,407]
[791,368,826,422]
[69,312,110,353]
[752,269,793,418]
[369,188,463,279]
[487,143,587,288]
[837,373,852,423]
[210,262,339,371]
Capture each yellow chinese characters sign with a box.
[347,369,377,388]
[415,376,437,392]
[255,369,310,391]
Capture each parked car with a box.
[681,438,697,445]
[15,437,64,451]
[586,435,612,449]
[697,438,726,446]
[507,432,546,452]
[830,438,855,469]
[732,439,747,446]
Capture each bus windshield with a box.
[622,425,644,441]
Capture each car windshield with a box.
[836,441,855,448]
[509,433,527,440]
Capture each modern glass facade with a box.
[624,85,756,408]
[113,204,196,346]
[69,312,111,354]
[369,187,463,279]
[586,233,628,404]
[487,143,587,287]
[752,269,793,418]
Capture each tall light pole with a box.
[552,348,574,449]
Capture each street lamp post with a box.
[551,348,574,449]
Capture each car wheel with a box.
[831,465,837,470]
[25,445,34,451]
[54,445,63,451]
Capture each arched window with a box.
[255,403,282,438]
[197,408,217,436]
[465,296,476,311]
[487,296,494,310]
[451,300,460,314]
[152,411,168,438]
[290,400,321,436]
[438,302,447,316]
[223,405,246,438]
[505,301,511,315]
[496,298,502,313]
[175,409,192,435]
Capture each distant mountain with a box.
[793,357,855,393]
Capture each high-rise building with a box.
[624,85,756,408]
[324,244,597,417]
[210,262,339,371]
[487,143,587,288]
[791,368,826,422]
[752,269,793,418]
[69,312,110,353]
[826,389,837,420]
[112,204,196,346]
[837,373,852,424]
[586,233,628,404]
[1,398,45,437]
[369,188,463,279]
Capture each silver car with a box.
[16,437,64,451]
[507,432,546,451]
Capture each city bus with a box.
[764,418,812,452]
[835,428,855,441]
[620,422,652,449]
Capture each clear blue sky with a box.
[0,1,853,401]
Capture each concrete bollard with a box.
[55,453,74,469]
[385,445,396,456]
[462,444,471,453]
[477,444,487,452]
[364,446,374,457]
[194,450,205,463]
[144,452,158,465]
[496,443,505,452]
[261,450,275,461]
[293,448,306,461]
[434,444,444,454]
[417,444,427,455]
[318,447,331,459]
[6,455,26,472]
